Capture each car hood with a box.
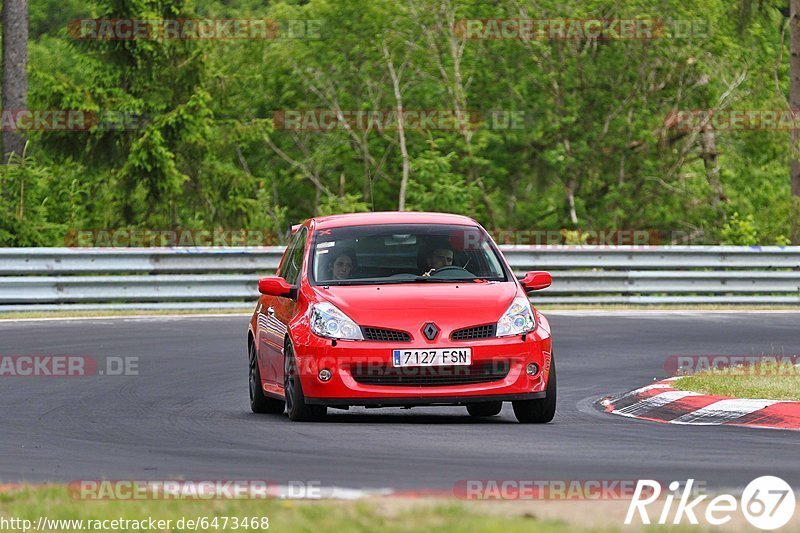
[313,281,521,333]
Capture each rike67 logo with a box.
[626,477,796,530]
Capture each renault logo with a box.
[422,322,439,341]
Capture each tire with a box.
[284,342,327,422]
[466,402,503,417]
[512,357,557,424]
[249,341,285,414]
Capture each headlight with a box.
[310,302,364,341]
[496,296,535,337]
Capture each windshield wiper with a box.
[318,278,421,286]
[411,277,476,282]
[321,277,501,286]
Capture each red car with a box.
[247,212,555,422]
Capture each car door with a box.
[257,228,301,387]
[261,226,308,388]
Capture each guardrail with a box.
[0,246,798,310]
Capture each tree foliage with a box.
[1,0,796,245]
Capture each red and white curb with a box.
[600,378,800,431]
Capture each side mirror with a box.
[520,271,552,292]
[258,276,294,297]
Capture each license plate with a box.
[392,348,472,367]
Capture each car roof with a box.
[309,211,479,230]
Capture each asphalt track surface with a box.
[1,312,799,491]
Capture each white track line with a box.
[670,399,780,425]
[614,391,699,417]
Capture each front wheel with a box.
[284,343,327,422]
[512,357,556,423]
[249,342,285,414]
[466,402,503,417]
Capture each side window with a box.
[277,232,300,279]
[282,227,308,286]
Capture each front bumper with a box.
[305,392,547,406]
[292,326,552,405]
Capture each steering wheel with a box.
[431,266,464,273]
[429,266,474,278]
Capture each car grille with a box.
[350,361,510,386]
[362,327,412,342]
[451,324,497,341]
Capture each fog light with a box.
[526,363,539,376]
[318,369,332,382]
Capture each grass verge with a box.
[0,485,611,533]
[673,362,800,401]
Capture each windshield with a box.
[310,224,508,285]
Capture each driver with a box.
[426,246,454,271]
[326,248,356,280]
